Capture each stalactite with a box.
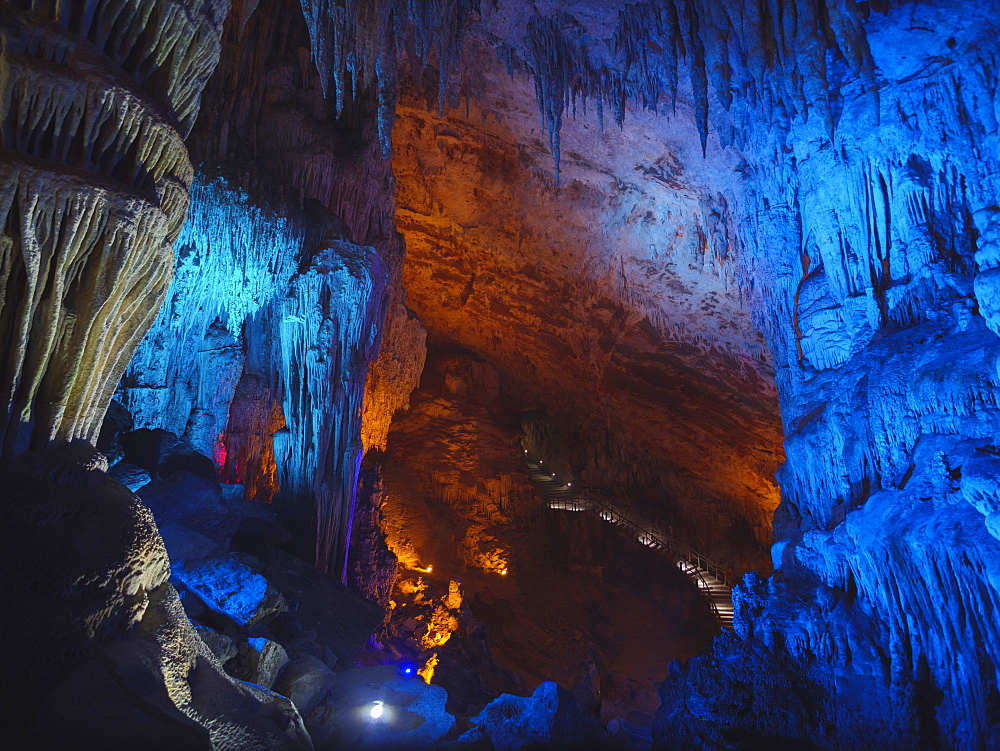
[485,1,877,170]
[654,1,1000,743]
[119,173,303,460]
[0,1,224,457]
[273,238,388,578]
[296,0,479,154]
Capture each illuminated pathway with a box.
[525,458,734,629]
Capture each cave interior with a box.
[2,0,1000,749]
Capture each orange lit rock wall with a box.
[380,349,540,576]
[361,296,428,453]
[392,51,783,570]
[378,346,717,724]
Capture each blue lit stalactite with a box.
[274,241,389,579]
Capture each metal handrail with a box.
[525,459,734,627]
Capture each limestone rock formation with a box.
[0,0,227,456]
[272,655,338,716]
[30,582,313,751]
[0,442,310,749]
[7,0,1000,746]
[118,0,414,579]
[0,442,169,722]
[632,1,1000,747]
[392,47,783,573]
[453,681,608,750]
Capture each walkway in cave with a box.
[524,457,734,629]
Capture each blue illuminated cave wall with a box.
[649,2,1000,748]
[374,0,1000,745]
[116,0,404,579]
[119,173,387,575]
[119,174,301,463]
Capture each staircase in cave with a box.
[525,458,735,629]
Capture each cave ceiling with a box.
[391,26,783,560]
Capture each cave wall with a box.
[638,1,1000,748]
[7,0,999,745]
[371,0,1000,745]
[117,0,420,578]
[376,345,718,725]
[392,44,783,573]
[0,1,316,745]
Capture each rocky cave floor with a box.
[98,400,720,750]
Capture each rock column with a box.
[0,0,227,456]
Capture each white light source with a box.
[370,701,384,720]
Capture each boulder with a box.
[195,625,239,664]
[139,470,238,544]
[179,587,209,619]
[158,520,222,562]
[108,462,153,492]
[170,554,287,629]
[272,655,338,714]
[228,637,291,690]
[454,681,609,750]
[121,428,219,482]
[0,442,170,738]
[28,583,312,750]
[139,470,225,519]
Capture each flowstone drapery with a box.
[0,0,226,456]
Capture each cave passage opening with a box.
[366,54,787,725]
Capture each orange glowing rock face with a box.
[381,502,431,573]
[420,581,462,650]
[391,61,784,571]
[444,580,462,611]
[420,606,457,649]
[420,580,462,656]
[361,297,428,454]
[474,547,510,576]
[417,653,439,684]
[397,577,427,598]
